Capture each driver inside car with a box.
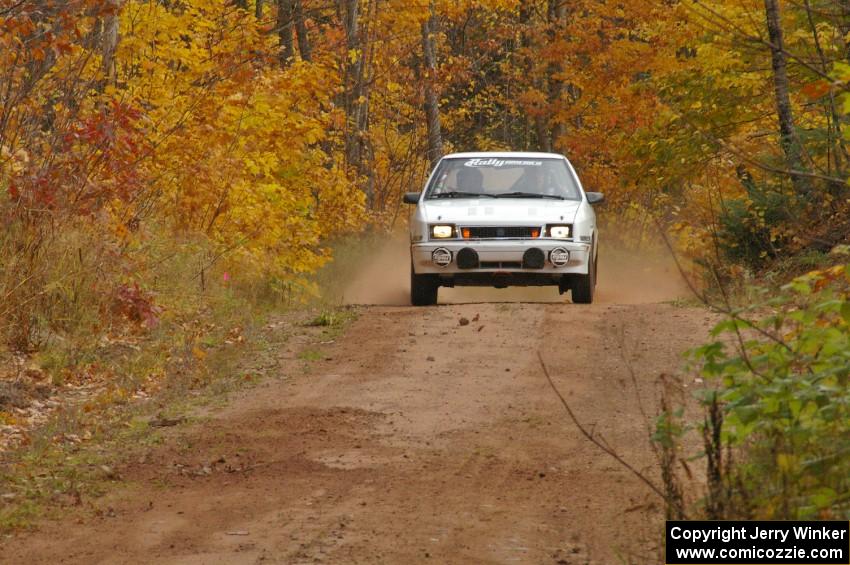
[512,166,559,196]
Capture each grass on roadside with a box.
[0,235,365,534]
[0,301,359,533]
[0,304,262,532]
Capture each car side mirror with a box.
[586,192,605,205]
[403,192,421,205]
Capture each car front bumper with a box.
[411,239,591,279]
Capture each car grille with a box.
[462,226,539,239]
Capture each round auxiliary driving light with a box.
[522,248,545,270]
[457,247,480,270]
[550,248,570,267]
[432,248,452,267]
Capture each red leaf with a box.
[801,80,830,100]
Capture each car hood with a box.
[421,198,581,224]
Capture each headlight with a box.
[431,225,455,239]
[547,225,571,239]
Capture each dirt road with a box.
[5,251,713,564]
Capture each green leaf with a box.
[841,302,850,325]
[810,487,837,510]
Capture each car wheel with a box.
[410,266,439,306]
[572,254,597,304]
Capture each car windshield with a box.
[425,157,581,201]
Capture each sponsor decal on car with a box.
[464,158,543,168]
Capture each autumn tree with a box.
[4,0,850,352]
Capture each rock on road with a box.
[5,291,714,564]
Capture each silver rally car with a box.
[404,152,604,306]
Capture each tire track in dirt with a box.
[4,301,714,564]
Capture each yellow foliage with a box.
[112,0,365,286]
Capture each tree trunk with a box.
[547,0,567,150]
[101,0,122,90]
[764,0,810,195]
[802,0,846,181]
[294,0,312,61]
[277,0,294,65]
[255,0,263,19]
[519,3,547,152]
[535,116,552,153]
[342,0,375,206]
[421,5,444,169]
[343,0,362,169]
[839,0,850,61]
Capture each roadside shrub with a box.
[717,178,792,269]
[112,283,162,330]
[662,252,850,519]
[0,219,118,352]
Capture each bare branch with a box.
[537,351,666,500]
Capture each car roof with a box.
[441,151,566,160]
